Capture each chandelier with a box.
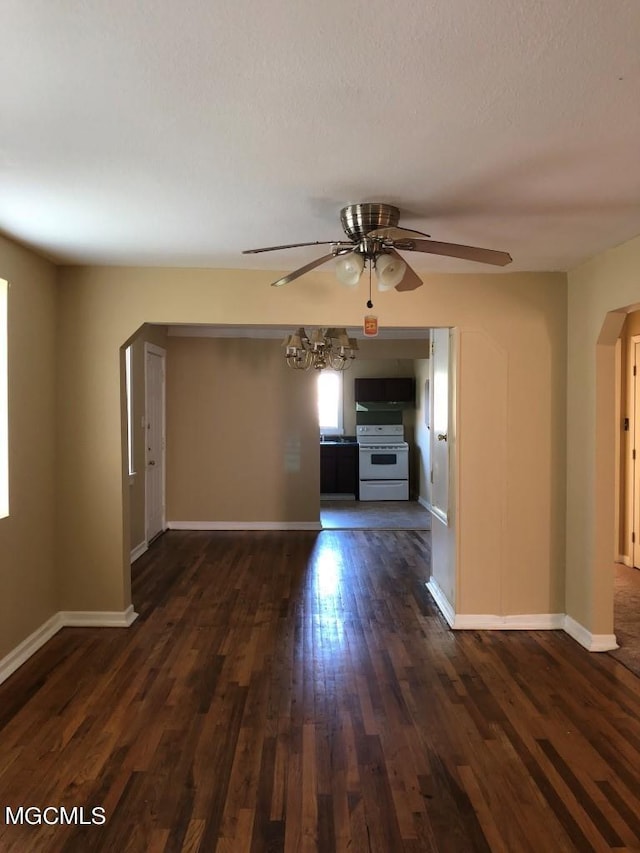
[283,327,358,371]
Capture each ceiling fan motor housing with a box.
[340,203,400,241]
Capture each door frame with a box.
[144,342,166,543]
[430,327,451,526]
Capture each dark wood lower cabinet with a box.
[320,443,358,494]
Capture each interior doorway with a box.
[612,309,640,670]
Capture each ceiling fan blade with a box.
[366,225,431,240]
[405,239,512,266]
[271,252,338,287]
[389,250,423,292]
[243,240,348,254]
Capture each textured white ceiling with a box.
[1,0,640,273]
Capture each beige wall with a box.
[567,234,640,635]
[53,265,566,622]
[0,236,58,659]
[165,335,319,523]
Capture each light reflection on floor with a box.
[307,534,348,656]
[314,546,341,598]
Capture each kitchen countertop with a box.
[320,436,358,446]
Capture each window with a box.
[0,279,8,518]
[317,370,343,435]
[125,344,135,477]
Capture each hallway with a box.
[610,563,640,678]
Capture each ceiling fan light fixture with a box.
[375,253,406,290]
[335,252,364,287]
[246,201,511,291]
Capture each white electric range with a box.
[356,424,409,501]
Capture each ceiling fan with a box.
[243,202,512,296]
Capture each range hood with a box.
[356,400,414,412]
[354,377,415,411]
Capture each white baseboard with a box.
[60,605,138,628]
[426,577,617,651]
[452,612,566,630]
[563,615,619,652]
[617,553,633,568]
[167,520,322,531]
[426,578,456,627]
[430,506,449,526]
[417,496,432,511]
[130,541,148,563]
[0,613,64,687]
[0,606,139,687]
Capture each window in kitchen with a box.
[317,370,343,435]
[0,278,8,518]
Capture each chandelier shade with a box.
[283,327,358,371]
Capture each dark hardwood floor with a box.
[2,530,640,851]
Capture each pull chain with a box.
[367,259,373,309]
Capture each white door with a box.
[145,343,166,543]
[632,339,640,568]
[430,328,450,524]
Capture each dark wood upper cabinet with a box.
[353,377,385,402]
[354,377,415,403]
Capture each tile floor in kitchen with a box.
[320,499,431,530]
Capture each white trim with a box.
[0,279,8,520]
[430,505,448,526]
[0,607,139,686]
[418,495,432,511]
[167,324,431,341]
[563,615,619,652]
[452,612,565,630]
[60,606,138,628]
[617,553,633,567]
[426,580,620,652]
[426,578,564,630]
[167,520,322,531]
[0,613,63,686]
[144,342,166,544]
[130,541,148,563]
[125,343,135,477]
[426,577,456,627]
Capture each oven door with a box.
[359,480,409,501]
[359,447,408,480]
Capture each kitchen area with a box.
[319,336,432,530]
[159,324,433,533]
